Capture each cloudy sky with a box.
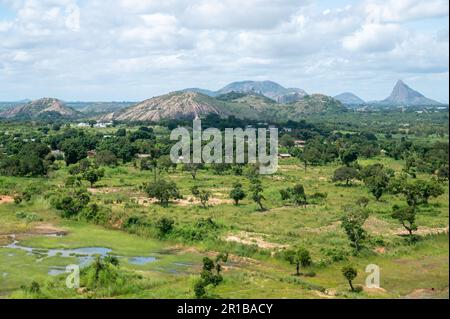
[0,0,448,102]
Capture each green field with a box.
[1,140,448,298]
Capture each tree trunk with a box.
[296,263,300,276]
[349,280,354,291]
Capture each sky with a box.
[0,0,448,102]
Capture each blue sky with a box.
[0,0,448,102]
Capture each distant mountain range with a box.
[334,80,443,107]
[183,80,307,103]
[0,80,445,121]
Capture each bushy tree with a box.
[155,217,175,238]
[60,138,87,165]
[229,182,246,205]
[280,184,307,207]
[249,177,265,211]
[144,179,181,207]
[341,265,357,292]
[340,149,358,166]
[51,188,90,218]
[83,168,105,187]
[191,186,212,208]
[341,208,368,253]
[95,150,117,167]
[332,166,359,186]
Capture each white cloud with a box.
[342,23,404,52]
[0,0,448,102]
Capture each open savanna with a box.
[0,149,448,299]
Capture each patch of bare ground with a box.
[395,226,449,236]
[133,196,232,207]
[88,187,122,194]
[404,287,447,299]
[224,231,289,250]
[363,287,387,295]
[0,195,14,204]
[364,216,397,235]
[2,223,68,239]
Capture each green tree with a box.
[341,265,357,291]
[155,217,175,238]
[60,138,87,165]
[83,168,104,187]
[391,205,417,240]
[340,149,358,166]
[332,166,359,186]
[341,208,368,253]
[249,177,265,211]
[182,163,203,180]
[191,186,212,208]
[284,247,312,276]
[229,182,246,205]
[144,179,181,207]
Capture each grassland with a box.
[0,144,448,299]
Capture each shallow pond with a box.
[1,240,159,275]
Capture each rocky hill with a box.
[106,91,231,122]
[381,80,442,106]
[0,98,79,119]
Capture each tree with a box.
[300,147,321,172]
[182,163,203,180]
[341,208,368,253]
[437,164,449,182]
[50,188,90,219]
[280,184,307,207]
[365,172,390,201]
[157,155,176,172]
[249,177,265,211]
[284,247,312,276]
[191,185,211,208]
[155,217,175,238]
[390,177,444,208]
[194,256,226,298]
[391,205,417,240]
[342,265,357,291]
[95,150,117,167]
[340,149,358,166]
[60,138,87,165]
[144,179,181,207]
[229,182,246,205]
[83,168,104,187]
[332,166,359,186]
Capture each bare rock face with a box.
[110,91,231,122]
[0,97,79,118]
[382,80,442,106]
